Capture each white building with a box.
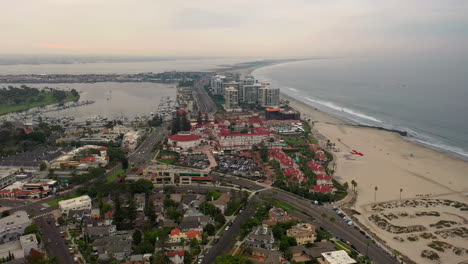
[258,86,280,107]
[58,195,92,216]
[0,211,31,244]
[122,131,141,151]
[20,234,38,257]
[0,168,16,189]
[168,132,201,149]
[210,75,226,95]
[224,87,239,110]
[320,250,357,264]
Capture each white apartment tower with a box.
[224,87,239,110]
[258,86,280,107]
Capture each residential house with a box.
[134,193,146,212]
[208,193,231,214]
[248,247,282,264]
[169,228,202,243]
[287,223,316,245]
[290,242,336,263]
[85,225,117,239]
[262,207,298,226]
[319,250,357,264]
[92,233,133,261]
[167,251,185,264]
[245,226,275,250]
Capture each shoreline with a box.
[236,62,468,264]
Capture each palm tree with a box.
[374,186,378,202]
[400,188,403,201]
[351,180,357,192]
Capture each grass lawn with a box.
[106,169,125,182]
[0,92,78,115]
[283,136,306,146]
[274,200,304,213]
[308,134,319,144]
[317,229,333,239]
[334,240,354,253]
[158,150,179,164]
[334,191,348,201]
[47,193,81,206]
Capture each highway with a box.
[128,123,170,165]
[192,75,217,113]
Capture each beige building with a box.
[287,223,317,245]
[58,195,92,216]
[318,250,357,264]
[224,87,239,110]
[258,86,280,107]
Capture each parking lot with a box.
[178,154,210,169]
[215,155,261,177]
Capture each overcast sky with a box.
[1,0,467,57]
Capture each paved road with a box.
[192,75,217,113]
[223,177,400,264]
[36,215,74,264]
[128,123,170,165]
[202,196,258,264]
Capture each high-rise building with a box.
[258,86,280,107]
[242,84,262,104]
[210,75,226,95]
[224,87,239,110]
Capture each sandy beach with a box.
[230,64,468,263]
[285,94,468,264]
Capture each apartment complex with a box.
[0,211,31,244]
[287,223,317,245]
[0,168,16,189]
[224,87,239,110]
[58,195,92,216]
[211,75,280,109]
[259,86,280,107]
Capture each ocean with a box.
[252,56,468,160]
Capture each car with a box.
[40,208,46,211]
[225,226,230,231]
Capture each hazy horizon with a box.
[2,0,467,57]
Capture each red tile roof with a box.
[191,176,213,181]
[170,228,182,237]
[177,109,189,114]
[186,229,202,238]
[167,251,185,257]
[317,174,332,181]
[169,133,201,142]
[313,184,334,193]
[81,157,96,162]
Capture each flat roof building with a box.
[0,168,16,190]
[0,211,31,244]
[58,195,92,216]
[320,250,357,264]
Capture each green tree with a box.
[259,142,268,162]
[214,214,226,226]
[130,179,153,194]
[121,157,129,169]
[133,229,142,245]
[39,162,47,171]
[197,112,203,125]
[204,223,216,236]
